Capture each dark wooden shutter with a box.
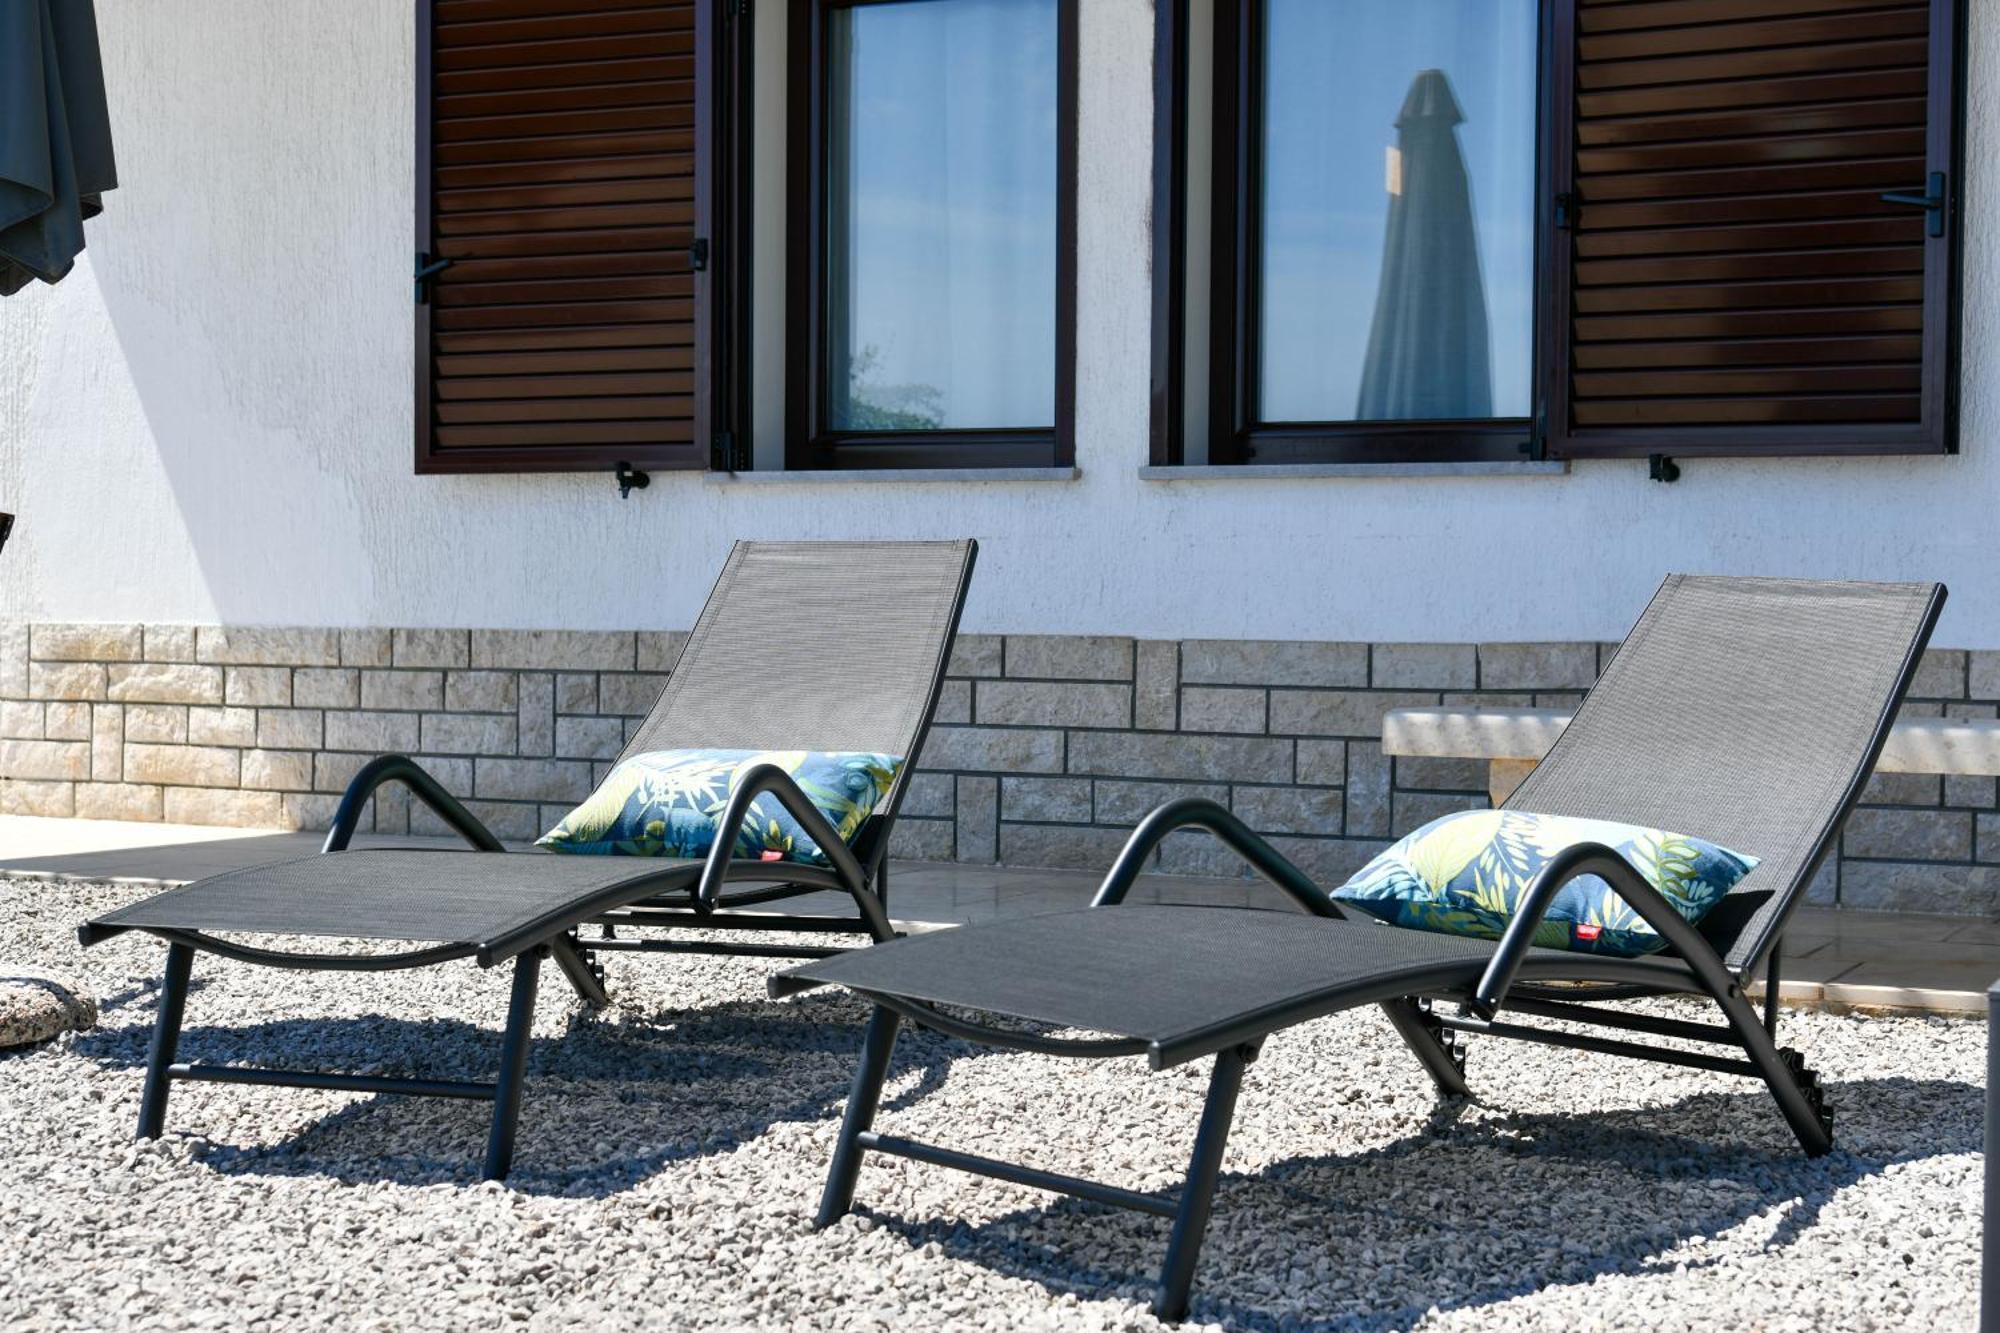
[415,0,718,474]
[1546,0,1962,458]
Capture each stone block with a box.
[76,783,163,822]
[0,739,90,781]
[314,752,371,793]
[1005,636,1133,681]
[360,670,443,712]
[1180,640,1366,688]
[1945,775,1995,809]
[411,799,541,843]
[323,710,418,753]
[899,771,956,818]
[422,712,518,756]
[1000,776,1092,824]
[1805,857,1838,905]
[0,702,41,739]
[242,749,314,791]
[518,673,554,756]
[1908,649,1966,699]
[1267,837,1386,888]
[392,629,470,669]
[475,757,595,802]
[447,671,521,714]
[1392,791,1488,836]
[43,701,90,740]
[1134,640,1178,731]
[107,663,223,705]
[256,709,324,750]
[124,744,239,788]
[1861,772,1940,806]
[1477,642,1597,690]
[1179,687,1265,734]
[223,666,291,707]
[947,634,1003,678]
[635,631,689,672]
[598,673,670,716]
[917,726,1064,774]
[1297,739,1346,787]
[1394,755,1490,791]
[889,817,955,862]
[471,630,635,671]
[928,679,970,726]
[196,627,341,667]
[125,705,188,744]
[977,680,1130,729]
[552,673,594,715]
[956,775,998,863]
[29,663,107,701]
[1839,861,2000,915]
[1094,779,1226,827]
[31,624,142,662]
[1155,829,1254,879]
[91,704,122,781]
[186,706,257,748]
[1267,690,1436,738]
[279,793,343,831]
[409,756,476,795]
[1842,808,1972,861]
[1371,643,1477,689]
[555,716,625,760]
[1979,814,2000,864]
[340,629,392,668]
[1968,650,2000,702]
[1232,785,1343,836]
[1067,732,1292,784]
[163,788,284,827]
[0,623,25,697]
[1345,742,1391,838]
[143,625,197,662]
[997,822,1134,870]
[0,780,72,816]
[292,668,360,709]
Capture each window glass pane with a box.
[1257,0,1537,423]
[827,0,1058,431]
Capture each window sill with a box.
[704,467,1081,486]
[1138,461,1569,481]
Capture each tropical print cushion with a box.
[1331,809,1758,957]
[536,748,902,866]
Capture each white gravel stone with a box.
[0,875,1983,1331]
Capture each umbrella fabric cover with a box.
[1,0,117,296]
[1354,68,1491,421]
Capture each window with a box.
[789,0,1077,470]
[1154,0,1964,466]
[414,0,751,475]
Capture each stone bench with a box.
[1383,707,2000,805]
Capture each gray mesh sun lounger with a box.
[776,575,1944,1321]
[80,539,977,1179]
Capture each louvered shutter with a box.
[1547,0,1961,458]
[415,0,713,473]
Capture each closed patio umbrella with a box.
[1355,68,1490,420]
[2,0,117,297]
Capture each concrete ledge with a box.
[1138,462,1569,481]
[704,467,1080,486]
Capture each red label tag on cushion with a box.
[1574,923,1602,942]
[758,850,784,861]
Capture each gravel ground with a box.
[0,875,1984,1332]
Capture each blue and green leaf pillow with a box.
[1331,809,1758,957]
[537,748,903,867]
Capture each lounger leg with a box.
[1712,974,1831,1156]
[1379,998,1469,1099]
[551,932,609,1010]
[1154,1043,1253,1323]
[815,1004,902,1228]
[483,948,544,1181]
[137,943,195,1140]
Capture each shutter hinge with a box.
[1880,171,1947,239]
[1552,192,1574,231]
[414,251,453,304]
[711,431,746,472]
[727,0,750,18]
[689,237,709,272]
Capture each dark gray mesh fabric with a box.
[620,540,974,765]
[89,851,703,951]
[1504,575,1940,973]
[788,906,1506,1055]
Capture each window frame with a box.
[785,0,1078,472]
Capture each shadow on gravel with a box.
[865,1074,1983,1330]
[72,988,973,1196]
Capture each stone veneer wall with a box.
[1,623,1994,916]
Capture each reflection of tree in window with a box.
[1356,69,1492,421]
[843,346,945,432]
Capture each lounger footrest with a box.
[858,1131,1178,1218]
[168,1063,500,1100]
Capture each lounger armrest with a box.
[1091,797,1343,918]
[322,754,506,854]
[695,763,892,941]
[1466,841,1736,1021]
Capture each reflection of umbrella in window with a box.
[1355,69,1491,421]
[1,0,118,297]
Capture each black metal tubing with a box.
[1378,997,1468,1098]
[148,928,477,972]
[591,938,848,962]
[484,949,542,1180]
[550,934,608,1010]
[1493,995,1743,1046]
[599,908,870,935]
[1091,797,1342,916]
[865,990,1151,1060]
[322,754,505,854]
[816,1004,902,1227]
[1440,1013,1763,1078]
[169,1065,497,1100]
[861,1131,1177,1219]
[1155,1043,1252,1322]
[693,762,891,942]
[138,942,194,1139]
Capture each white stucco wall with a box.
[0,0,1994,645]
